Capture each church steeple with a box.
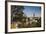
[33,13,35,17]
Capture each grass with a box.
[11,23,16,29]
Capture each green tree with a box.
[36,17,41,27]
[11,6,24,22]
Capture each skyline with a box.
[23,6,41,17]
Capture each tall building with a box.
[33,13,35,17]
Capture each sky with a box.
[23,6,41,17]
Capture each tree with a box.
[11,6,24,22]
[36,17,41,27]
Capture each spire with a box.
[33,13,35,17]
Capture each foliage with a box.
[11,6,24,22]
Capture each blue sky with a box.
[23,6,41,17]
